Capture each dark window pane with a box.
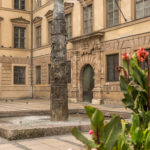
[36,66,41,84]
[107,54,119,82]
[65,13,72,39]
[36,26,41,48]
[48,21,52,44]
[14,66,26,84]
[48,64,51,84]
[14,0,25,10]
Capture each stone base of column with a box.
[92,99,103,105]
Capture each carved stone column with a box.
[50,0,68,121]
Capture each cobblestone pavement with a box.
[0,134,88,150]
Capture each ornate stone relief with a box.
[33,16,43,24]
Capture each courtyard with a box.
[0,99,130,150]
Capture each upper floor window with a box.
[14,66,26,84]
[107,54,119,82]
[83,5,93,34]
[48,21,52,44]
[36,0,41,8]
[14,0,25,10]
[14,27,25,49]
[65,13,72,39]
[107,0,119,27]
[36,26,41,48]
[136,0,150,19]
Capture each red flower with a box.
[122,53,130,61]
[89,129,93,135]
[137,48,149,63]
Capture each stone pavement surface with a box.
[0,99,131,149]
[0,99,131,113]
[0,134,88,150]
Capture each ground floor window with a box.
[36,66,41,84]
[107,54,119,82]
[14,66,26,84]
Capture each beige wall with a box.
[1,0,150,104]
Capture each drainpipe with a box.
[30,0,33,98]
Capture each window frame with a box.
[135,0,150,19]
[13,66,26,85]
[14,0,25,10]
[65,13,72,39]
[36,0,41,8]
[35,25,41,48]
[36,66,41,85]
[14,26,26,49]
[106,0,119,28]
[83,4,93,34]
[106,53,119,82]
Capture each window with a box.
[107,54,119,82]
[36,26,41,48]
[14,66,26,84]
[48,21,52,44]
[136,0,150,19]
[36,0,41,8]
[48,64,51,84]
[83,5,93,34]
[36,66,41,84]
[14,27,25,49]
[107,0,119,27]
[14,0,25,10]
[65,13,72,39]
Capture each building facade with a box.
[0,0,150,104]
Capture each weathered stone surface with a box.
[50,0,68,121]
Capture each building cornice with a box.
[10,17,30,24]
[69,31,104,43]
[0,7,31,14]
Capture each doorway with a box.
[82,64,94,103]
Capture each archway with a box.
[82,64,94,103]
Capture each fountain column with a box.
[50,0,68,121]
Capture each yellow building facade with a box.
[0,0,150,104]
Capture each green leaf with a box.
[103,116,122,150]
[144,131,150,150]
[91,109,104,132]
[72,128,98,149]
[85,106,96,119]
[129,81,148,94]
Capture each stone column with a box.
[50,0,68,121]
